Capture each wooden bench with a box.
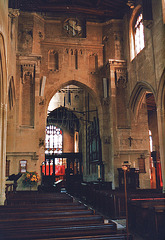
[128,198,165,240]
[1,192,134,240]
[0,214,106,228]
[44,233,133,240]
[79,184,165,219]
[6,194,73,205]
[6,198,73,205]
[0,203,87,213]
[0,222,117,239]
[0,208,94,220]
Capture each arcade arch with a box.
[129,82,163,189]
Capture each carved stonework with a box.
[48,50,59,71]
[18,30,33,50]
[115,68,127,88]
[39,138,45,147]
[21,64,35,84]
[8,8,20,18]
[114,32,124,59]
[103,136,111,144]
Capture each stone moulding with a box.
[6,152,39,161]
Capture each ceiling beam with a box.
[36,5,114,16]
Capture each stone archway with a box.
[39,81,104,182]
[129,81,156,119]
[129,81,162,189]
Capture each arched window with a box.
[45,125,62,154]
[134,12,144,55]
[130,6,145,60]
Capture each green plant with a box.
[22,171,40,188]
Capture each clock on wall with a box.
[63,18,84,37]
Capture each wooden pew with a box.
[0,192,134,240]
[0,203,87,213]
[44,233,133,240]
[0,222,117,239]
[0,209,94,220]
[0,214,105,228]
[6,194,73,205]
[148,205,165,240]
[128,198,165,240]
[79,183,165,220]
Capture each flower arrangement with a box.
[22,171,40,188]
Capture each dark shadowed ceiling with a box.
[9,0,130,22]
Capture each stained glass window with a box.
[45,125,62,154]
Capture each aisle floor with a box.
[111,219,145,240]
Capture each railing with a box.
[5,183,15,200]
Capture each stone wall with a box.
[5,0,165,190]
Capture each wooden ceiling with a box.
[10,0,130,21]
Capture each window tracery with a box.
[45,125,62,154]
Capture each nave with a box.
[0,190,133,240]
[0,187,165,240]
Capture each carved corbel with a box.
[115,68,127,88]
[39,138,45,147]
[8,8,20,19]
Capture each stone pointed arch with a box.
[46,80,102,112]
[129,81,156,119]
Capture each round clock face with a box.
[63,18,83,37]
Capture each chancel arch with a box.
[41,81,104,184]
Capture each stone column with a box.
[0,103,7,205]
[157,90,165,193]
[106,59,127,187]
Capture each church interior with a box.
[0,0,165,239]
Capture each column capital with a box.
[8,8,20,19]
